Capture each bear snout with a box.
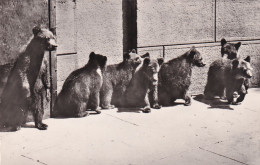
[152,73,159,85]
[246,70,253,78]
[47,39,58,51]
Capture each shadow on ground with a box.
[193,94,233,110]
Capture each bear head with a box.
[89,52,107,70]
[143,57,164,85]
[232,56,253,79]
[188,46,205,67]
[221,38,241,59]
[32,26,58,51]
[123,49,150,67]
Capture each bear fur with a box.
[28,55,50,122]
[123,57,164,113]
[100,49,149,109]
[158,47,205,106]
[221,38,249,100]
[0,62,14,103]
[0,26,57,131]
[221,38,241,59]
[53,52,107,118]
[204,56,253,104]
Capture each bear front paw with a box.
[142,106,151,113]
[153,104,161,109]
[36,123,48,130]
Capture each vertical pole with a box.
[162,46,165,58]
[214,0,217,42]
[48,0,57,117]
[123,0,137,56]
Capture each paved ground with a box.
[0,88,260,165]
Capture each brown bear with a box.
[220,38,249,101]
[158,47,205,106]
[221,38,241,59]
[204,56,253,104]
[123,57,164,113]
[100,49,149,109]
[0,26,57,131]
[53,52,107,118]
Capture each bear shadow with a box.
[193,94,234,110]
[117,108,142,113]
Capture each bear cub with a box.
[158,47,205,106]
[0,26,57,131]
[123,57,164,113]
[53,52,107,118]
[100,49,149,109]
[204,56,253,104]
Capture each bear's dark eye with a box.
[135,57,139,61]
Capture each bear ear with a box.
[232,59,239,69]
[157,58,164,66]
[141,52,150,58]
[188,46,196,58]
[244,56,251,63]
[221,38,227,46]
[235,42,241,50]
[143,58,150,65]
[89,52,96,59]
[32,26,41,36]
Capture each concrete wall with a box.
[0,0,49,64]
[56,0,260,94]
[56,0,123,92]
[137,0,260,94]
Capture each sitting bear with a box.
[204,56,253,104]
[158,47,205,106]
[221,38,241,59]
[53,52,107,118]
[220,38,249,101]
[100,49,149,109]
[0,26,57,131]
[123,57,164,113]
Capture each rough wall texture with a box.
[137,0,215,46]
[76,0,123,66]
[216,0,260,41]
[0,0,49,64]
[56,0,123,92]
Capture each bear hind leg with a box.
[88,92,101,114]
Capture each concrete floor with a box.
[0,88,260,165]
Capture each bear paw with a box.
[96,110,102,114]
[153,104,161,109]
[142,107,151,113]
[184,101,191,106]
[36,123,48,130]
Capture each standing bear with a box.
[100,49,149,109]
[53,52,107,118]
[158,47,205,106]
[123,57,164,113]
[204,56,253,104]
[0,26,57,131]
